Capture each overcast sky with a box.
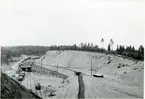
[0,0,144,49]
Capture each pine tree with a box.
[110,39,114,50]
[101,38,104,49]
[108,44,111,51]
[138,45,144,54]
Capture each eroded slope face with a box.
[4,50,142,98]
[33,50,143,98]
[36,51,105,68]
[35,50,143,86]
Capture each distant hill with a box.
[2,46,49,56]
[1,46,49,64]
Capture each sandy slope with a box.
[83,75,143,98]
[36,50,143,85]
[35,50,143,98]
[3,50,143,98]
[55,76,78,99]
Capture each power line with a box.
[34,62,90,72]
[33,62,75,72]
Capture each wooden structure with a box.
[19,62,33,72]
[32,64,69,79]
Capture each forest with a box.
[1,39,144,65]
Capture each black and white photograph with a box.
[0,0,144,98]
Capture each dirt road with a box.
[56,76,78,98]
[83,75,143,98]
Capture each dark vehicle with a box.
[11,75,15,78]
[35,83,41,90]
[18,71,25,81]
[75,71,81,75]
[17,75,24,81]
[93,74,104,78]
[19,71,25,76]
[27,57,31,60]
[48,93,56,97]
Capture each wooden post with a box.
[27,72,28,89]
[30,72,31,89]
[41,58,42,74]
[57,64,58,72]
[57,58,59,72]
[40,58,42,66]
[91,60,92,76]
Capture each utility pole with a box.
[41,58,42,67]
[57,58,59,72]
[27,73,28,88]
[95,67,97,73]
[41,58,43,74]
[30,72,31,89]
[57,64,58,72]
[91,60,92,76]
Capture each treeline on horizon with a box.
[48,43,144,60]
[1,41,144,64]
[1,46,49,64]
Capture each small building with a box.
[20,62,33,72]
[20,66,32,72]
